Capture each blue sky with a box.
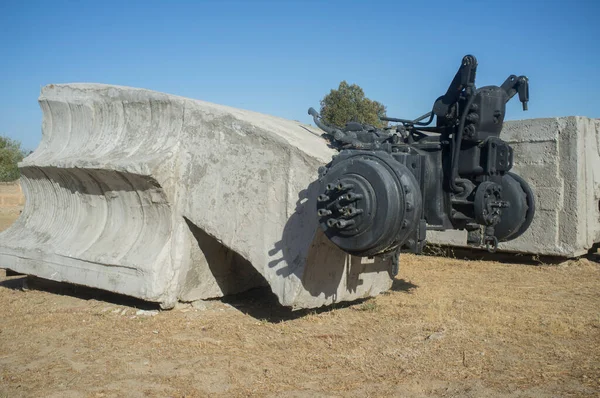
[1,0,598,151]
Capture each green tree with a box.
[319,81,388,129]
[0,136,26,182]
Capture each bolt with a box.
[467,112,479,123]
[317,194,330,202]
[406,202,413,212]
[463,124,476,138]
[326,183,336,192]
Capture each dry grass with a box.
[0,212,19,232]
[1,213,599,397]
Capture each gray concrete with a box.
[428,117,600,257]
[0,84,393,309]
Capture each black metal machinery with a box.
[308,55,535,275]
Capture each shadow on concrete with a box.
[221,277,416,323]
[184,217,268,296]
[266,183,319,276]
[268,181,394,305]
[297,125,338,150]
[0,274,159,310]
[267,181,345,300]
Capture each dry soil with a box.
[1,211,599,397]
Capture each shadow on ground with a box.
[0,271,418,322]
[0,274,159,310]
[421,244,583,265]
[221,278,418,323]
[390,278,418,292]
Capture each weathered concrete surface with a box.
[0,84,393,308]
[428,117,600,257]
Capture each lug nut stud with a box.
[345,193,363,201]
[336,183,354,191]
[317,209,332,216]
[336,219,355,229]
[347,208,363,216]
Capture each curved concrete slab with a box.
[0,84,393,308]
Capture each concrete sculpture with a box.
[0,84,393,308]
[1,84,598,310]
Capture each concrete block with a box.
[428,117,600,257]
[0,84,393,309]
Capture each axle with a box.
[307,55,536,273]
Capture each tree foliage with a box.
[0,136,26,182]
[319,81,388,129]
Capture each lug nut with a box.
[346,208,363,216]
[317,194,330,202]
[336,219,355,229]
[327,218,339,228]
[326,183,336,192]
[317,209,332,216]
[336,182,354,191]
[345,193,363,202]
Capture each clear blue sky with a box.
[1,0,598,151]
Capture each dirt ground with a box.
[0,212,19,232]
[1,211,599,397]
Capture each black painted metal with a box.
[308,55,535,273]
